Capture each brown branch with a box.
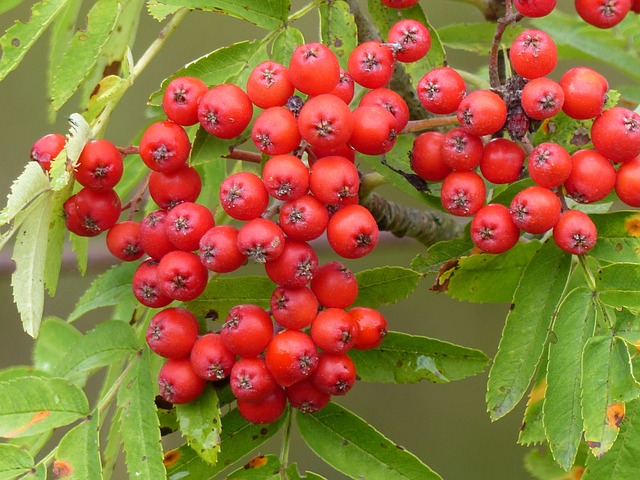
[401,115,459,134]
[223,149,262,163]
[489,1,522,90]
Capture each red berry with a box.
[327,204,379,259]
[470,204,520,254]
[74,139,123,191]
[165,202,215,252]
[298,94,354,150]
[528,142,573,188]
[219,171,270,221]
[310,308,358,354]
[162,76,208,126]
[237,387,287,424]
[69,188,122,237]
[349,105,397,155]
[509,29,558,79]
[265,329,319,387]
[564,149,616,203]
[146,307,200,359]
[270,286,319,330]
[230,357,278,404]
[311,352,356,396]
[417,67,466,115]
[288,43,341,96]
[309,155,360,206]
[348,40,395,89]
[149,164,202,210]
[381,0,420,7]
[387,19,431,63]
[513,0,557,17]
[480,138,525,184]
[349,307,388,350]
[328,69,355,104]
[246,60,294,109]
[615,157,640,207]
[559,67,608,120]
[279,194,329,242]
[575,0,632,28]
[190,332,237,381]
[30,133,65,171]
[237,218,286,264]
[139,121,191,173]
[591,106,640,163]
[441,128,484,171]
[457,90,507,136]
[131,259,172,309]
[139,209,176,260]
[359,87,410,132]
[510,186,562,234]
[221,304,274,358]
[520,77,564,120]
[440,170,486,216]
[262,154,309,202]
[198,84,253,139]
[106,221,144,262]
[410,131,452,182]
[157,250,209,302]
[553,210,597,255]
[199,225,247,273]
[251,106,301,156]
[158,357,207,405]
[285,378,330,413]
[310,261,359,309]
[264,239,318,288]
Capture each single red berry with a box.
[528,142,573,188]
[440,127,484,171]
[149,164,202,210]
[457,90,507,136]
[69,188,122,237]
[553,210,597,255]
[157,250,209,302]
[251,107,301,156]
[199,225,247,273]
[265,329,319,387]
[219,171,270,221]
[30,133,66,171]
[349,307,388,350]
[131,259,173,309]
[309,143,356,165]
[510,186,562,234]
[310,261,359,309]
[309,155,360,206]
[410,131,452,182]
[298,94,354,150]
[158,357,207,405]
[246,60,295,109]
[279,194,329,242]
[591,106,640,163]
[575,0,632,28]
[264,239,318,288]
[509,29,558,79]
[417,67,466,115]
[327,204,379,259]
[559,67,608,120]
[470,204,521,254]
[381,0,420,7]
[146,307,200,359]
[74,139,123,191]
[311,352,356,396]
[288,43,341,96]
[513,0,557,17]
[270,286,319,330]
[520,77,565,121]
[139,121,191,173]
[221,304,274,358]
[347,40,395,89]
[162,76,209,126]
[440,170,486,216]
[230,357,278,404]
[106,220,144,262]
[190,332,237,381]
[310,308,358,354]
[285,378,331,413]
[349,105,397,155]
[480,138,525,184]
[198,84,253,139]
[387,18,431,63]
[164,202,215,252]
[237,218,286,264]
[328,69,355,104]
[615,157,640,207]
[139,209,176,260]
[237,387,287,424]
[262,154,309,202]
[359,87,410,132]
[564,149,616,203]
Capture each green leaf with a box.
[442,241,541,303]
[517,354,548,446]
[165,407,285,478]
[544,287,597,470]
[11,193,54,338]
[175,387,221,465]
[48,0,82,98]
[146,0,179,21]
[353,266,421,308]
[0,443,34,480]
[151,0,289,29]
[54,411,102,480]
[49,0,122,112]
[589,211,640,264]
[285,463,328,480]
[0,376,89,438]
[44,186,73,296]
[226,454,280,479]
[531,111,592,155]
[583,398,640,479]
[0,0,71,82]
[117,349,166,479]
[319,0,357,70]
[185,275,276,318]
[410,230,473,275]
[57,321,139,382]
[350,331,489,384]
[297,402,442,480]
[438,22,524,55]
[0,367,38,383]
[189,125,240,167]
[0,162,50,227]
[487,240,572,421]
[582,335,640,458]
[271,26,304,66]
[597,263,640,311]
[33,317,82,376]
[50,113,93,192]
[524,447,587,480]
[68,262,138,322]
[0,0,25,15]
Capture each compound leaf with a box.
[175,387,221,465]
[54,411,102,480]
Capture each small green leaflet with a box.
[597,263,640,311]
[319,1,357,70]
[350,331,489,384]
[0,443,34,480]
[32,317,82,376]
[0,162,50,228]
[271,26,304,66]
[297,402,442,480]
[589,211,640,264]
[54,411,103,480]
[0,377,89,438]
[175,387,221,464]
[410,229,473,275]
[487,240,571,421]
[353,266,421,308]
[518,355,548,446]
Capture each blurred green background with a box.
[0,1,593,478]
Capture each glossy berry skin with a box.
[510,186,562,234]
[417,67,466,115]
[441,128,484,171]
[131,259,172,308]
[440,170,486,216]
[310,261,358,309]
[237,387,287,424]
[262,155,309,202]
[198,84,253,139]
[279,194,329,242]
[471,204,520,254]
[347,40,395,89]
[270,286,319,330]
[165,202,215,252]
[74,139,123,191]
[559,67,608,120]
[381,0,420,7]
[106,221,144,262]
[387,19,431,63]
[157,250,209,302]
[251,107,301,156]
[149,164,202,209]
[230,357,278,403]
[575,0,632,28]
[349,307,388,350]
[591,107,640,163]
[349,105,397,155]
[457,90,507,136]
[139,121,191,173]
[30,133,66,171]
[360,88,410,132]
[190,332,236,381]
[162,76,208,126]
[553,210,597,255]
[288,42,341,96]
[146,307,200,359]
[509,29,558,79]
[139,209,175,260]
[513,0,557,16]
[285,378,330,413]
[311,352,356,396]
[67,188,122,237]
[265,329,319,387]
[309,155,360,206]
[329,69,355,104]
[410,132,451,182]
[221,304,274,358]
[219,171,270,221]
[158,357,207,405]
[297,94,354,150]
[264,239,318,288]
[327,205,379,259]
[564,149,616,203]
[527,142,573,188]
[246,60,294,109]
[520,77,564,121]
[615,157,640,207]
[480,138,525,184]
[237,218,286,264]
[199,225,246,273]
[310,308,358,354]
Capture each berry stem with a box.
[488,2,522,90]
[122,173,151,219]
[223,148,263,164]
[279,405,293,477]
[402,115,459,134]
